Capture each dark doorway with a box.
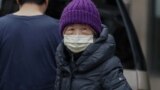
[148,0,160,75]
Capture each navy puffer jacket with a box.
[55,26,132,90]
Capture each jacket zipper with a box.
[70,54,74,90]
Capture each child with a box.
[55,0,132,90]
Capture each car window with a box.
[94,0,147,71]
[93,0,135,70]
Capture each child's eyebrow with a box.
[68,26,74,29]
[66,26,74,29]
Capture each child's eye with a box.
[68,28,74,31]
[81,28,88,32]
[82,27,87,30]
[64,28,75,35]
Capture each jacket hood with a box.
[56,25,116,72]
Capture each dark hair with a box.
[18,0,46,5]
[0,0,18,16]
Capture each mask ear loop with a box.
[91,29,99,41]
[93,34,98,42]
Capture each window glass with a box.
[93,0,135,69]
[149,0,160,74]
[154,0,160,72]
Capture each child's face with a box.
[63,24,95,35]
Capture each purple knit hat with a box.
[60,0,102,35]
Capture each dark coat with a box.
[55,26,132,90]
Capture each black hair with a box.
[0,0,18,16]
[18,0,46,5]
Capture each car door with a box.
[94,0,150,89]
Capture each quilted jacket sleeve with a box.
[101,56,132,90]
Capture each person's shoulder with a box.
[107,56,121,65]
[103,56,123,71]
[43,15,59,24]
[0,14,12,22]
[42,16,60,31]
[0,14,21,27]
[42,15,61,39]
[0,14,13,29]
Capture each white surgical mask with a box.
[63,35,94,53]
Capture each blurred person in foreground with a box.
[0,0,60,90]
